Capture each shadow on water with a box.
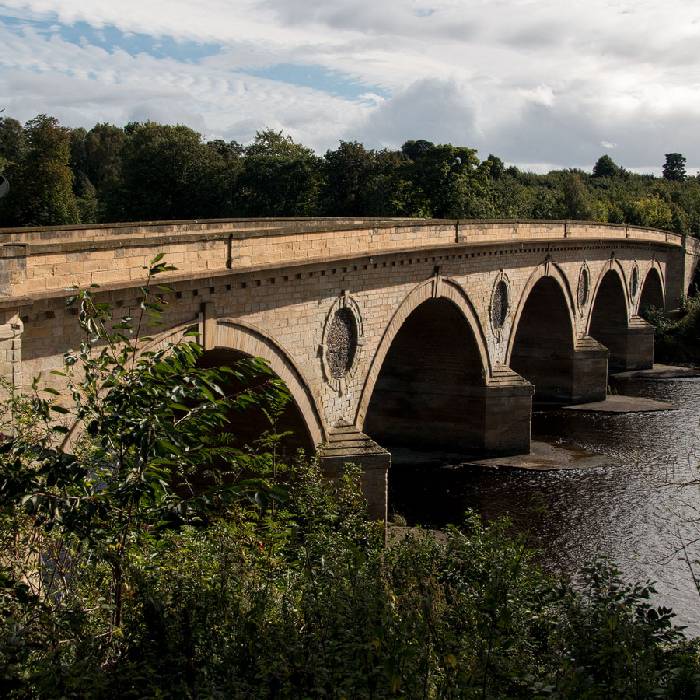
[389,377,700,633]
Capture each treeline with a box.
[1,113,700,233]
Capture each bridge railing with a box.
[0,219,684,302]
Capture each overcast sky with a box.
[1,0,699,172]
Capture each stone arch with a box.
[355,277,490,430]
[506,262,577,364]
[638,265,665,315]
[138,318,199,354]
[215,319,326,446]
[586,262,631,332]
[587,266,635,371]
[507,267,578,404]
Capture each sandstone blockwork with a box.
[0,217,697,519]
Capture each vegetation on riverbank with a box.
[2,115,700,234]
[646,297,700,365]
[1,261,699,698]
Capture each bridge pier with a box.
[511,336,608,405]
[481,367,534,454]
[570,337,609,403]
[592,316,655,371]
[362,367,534,457]
[318,428,391,523]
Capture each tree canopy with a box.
[1,114,699,237]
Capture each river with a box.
[390,377,700,634]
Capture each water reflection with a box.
[389,377,700,633]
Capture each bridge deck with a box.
[0,218,685,305]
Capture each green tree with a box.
[562,172,593,219]
[401,141,481,218]
[593,154,622,178]
[118,122,229,221]
[0,115,78,227]
[663,153,687,181]
[321,141,379,215]
[238,129,321,216]
[0,116,24,168]
[628,195,673,229]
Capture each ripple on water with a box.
[389,377,700,634]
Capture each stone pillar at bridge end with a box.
[318,427,390,523]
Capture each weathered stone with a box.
[0,217,696,523]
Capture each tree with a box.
[321,141,377,215]
[0,115,78,227]
[562,173,592,219]
[663,153,687,181]
[0,116,24,167]
[592,154,621,178]
[401,141,481,218]
[118,122,230,221]
[238,129,321,216]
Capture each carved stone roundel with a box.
[491,280,509,330]
[326,307,358,379]
[577,266,590,307]
[631,265,640,298]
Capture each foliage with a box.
[645,296,700,364]
[0,115,79,226]
[4,114,700,236]
[593,154,623,178]
[664,153,687,182]
[0,256,699,698]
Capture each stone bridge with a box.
[1,218,699,519]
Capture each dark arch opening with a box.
[589,270,629,371]
[510,277,575,404]
[364,297,485,452]
[639,268,665,318]
[688,263,700,299]
[198,348,314,457]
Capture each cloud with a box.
[355,78,481,149]
[0,0,699,168]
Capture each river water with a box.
[390,377,700,634]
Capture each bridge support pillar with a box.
[569,337,609,403]
[0,310,23,401]
[481,367,534,454]
[594,317,655,371]
[318,428,390,523]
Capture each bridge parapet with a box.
[1,216,696,522]
[0,218,685,303]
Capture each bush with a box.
[1,258,698,698]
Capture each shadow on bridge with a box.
[639,267,665,317]
[363,297,488,453]
[510,276,576,405]
[589,269,654,371]
[198,347,314,458]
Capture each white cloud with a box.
[0,0,699,168]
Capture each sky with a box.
[1,0,699,172]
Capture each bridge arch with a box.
[506,263,577,364]
[587,266,634,371]
[638,265,665,315]
[506,265,577,403]
[587,262,631,331]
[211,319,326,447]
[357,278,489,451]
[356,277,489,429]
